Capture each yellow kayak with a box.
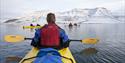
[19,47,76,63]
[23,26,42,29]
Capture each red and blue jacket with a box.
[31,25,70,49]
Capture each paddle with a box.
[4,35,99,44]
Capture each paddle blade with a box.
[4,35,25,42]
[82,38,99,44]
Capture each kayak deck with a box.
[19,47,76,63]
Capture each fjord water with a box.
[0,23,125,63]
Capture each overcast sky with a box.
[0,0,124,18]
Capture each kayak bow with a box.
[19,47,76,63]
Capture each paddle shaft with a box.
[24,38,32,40]
[24,38,82,42]
[70,39,82,42]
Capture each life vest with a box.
[40,24,60,48]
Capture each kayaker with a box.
[74,23,77,26]
[31,13,70,49]
[36,24,40,26]
[30,24,34,26]
[69,23,73,27]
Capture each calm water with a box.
[0,23,125,63]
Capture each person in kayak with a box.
[31,13,70,49]
[30,23,34,26]
[36,24,40,26]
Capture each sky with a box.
[0,0,125,19]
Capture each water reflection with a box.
[30,28,34,32]
[80,48,98,55]
[68,25,73,31]
[5,56,22,63]
[1,23,125,63]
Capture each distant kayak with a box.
[23,26,42,29]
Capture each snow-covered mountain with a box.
[56,7,124,23]
[3,7,125,24]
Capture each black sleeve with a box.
[60,37,70,48]
[31,39,41,48]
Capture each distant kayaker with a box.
[30,24,34,26]
[31,13,70,49]
[74,23,77,26]
[36,24,40,26]
[69,23,73,27]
